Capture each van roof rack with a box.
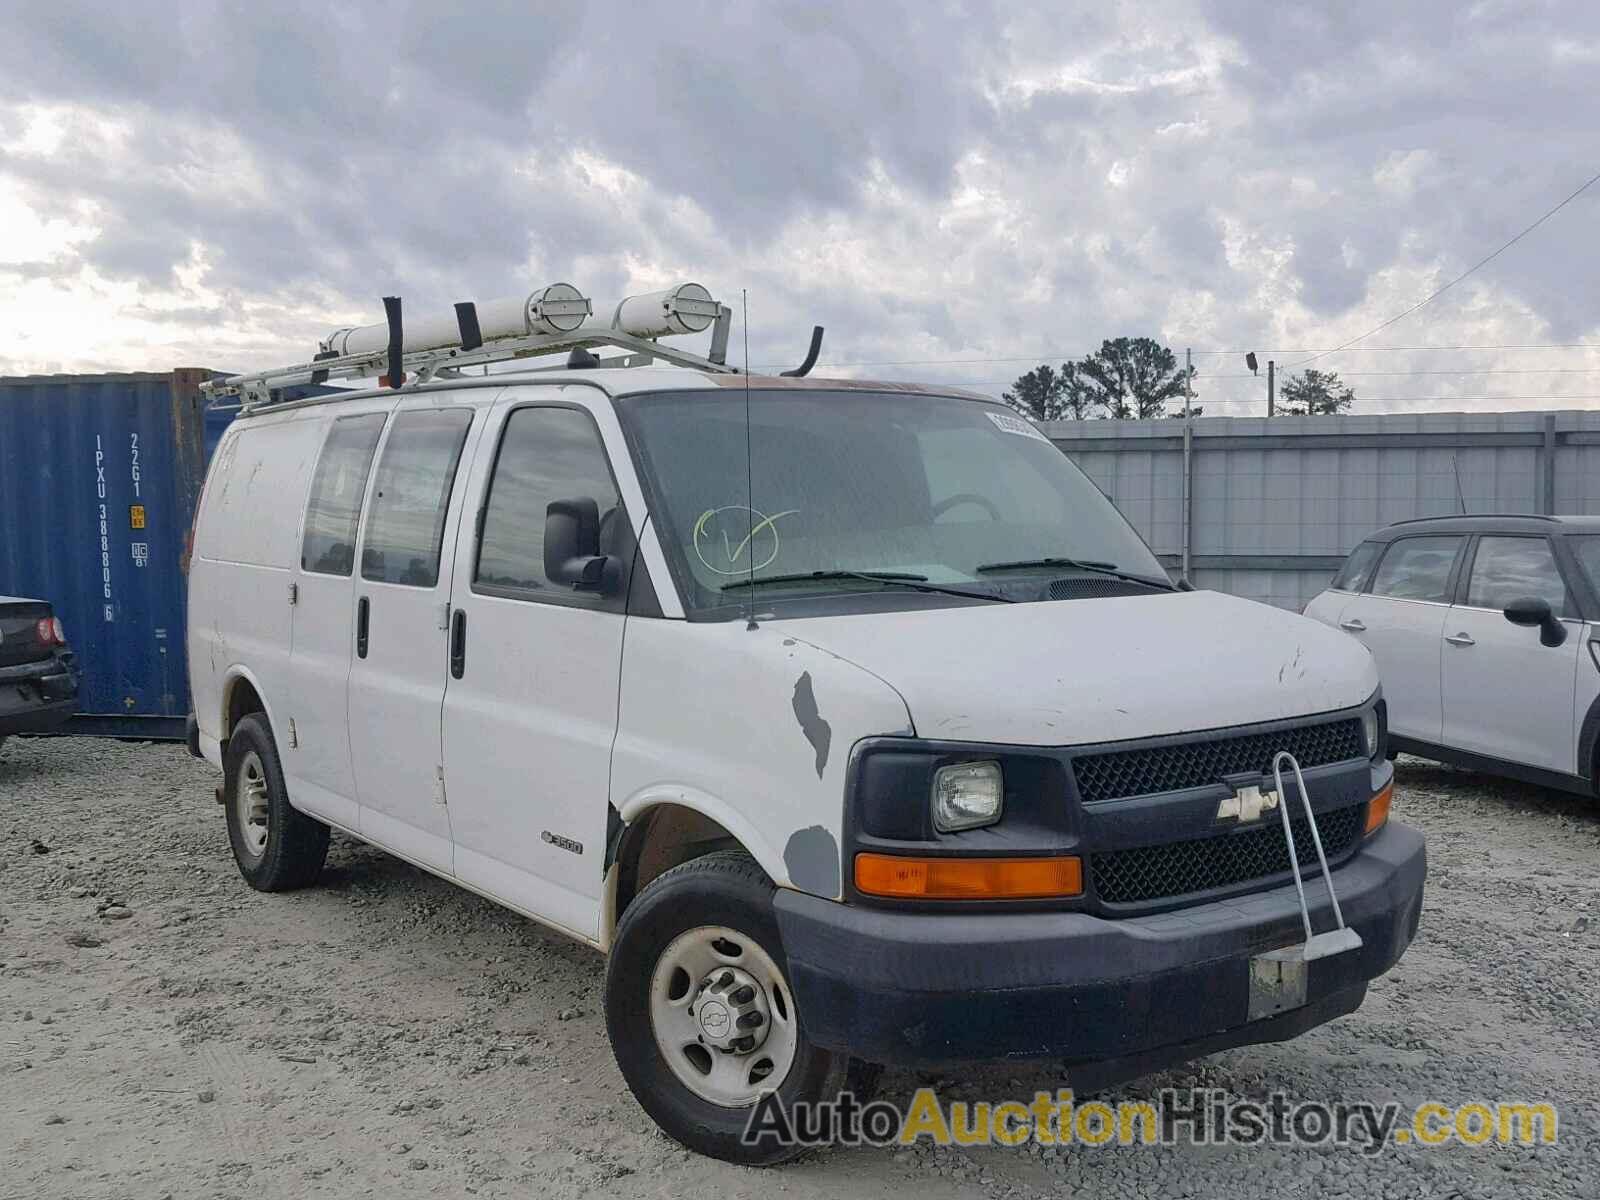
[200,281,822,412]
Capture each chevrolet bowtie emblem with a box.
[1217,783,1278,823]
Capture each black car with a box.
[0,595,80,752]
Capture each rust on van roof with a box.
[702,374,994,402]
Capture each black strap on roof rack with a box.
[308,349,338,386]
[454,301,483,352]
[381,296,403,388]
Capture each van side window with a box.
[475,406,621,599]
[302,413,386,576]
[1369,535,1462,603]
[1465,536,1569,617]
[360,409,474,588]
[1331,541,1381,591]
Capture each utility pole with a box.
[1267,359,1275,417]
[1181,348,1193,585]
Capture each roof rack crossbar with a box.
[202,326,739,411]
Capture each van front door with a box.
[347,404,477,874]
[442,400,629,941]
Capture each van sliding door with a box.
[285,410,387,829]
[346,403,478,874]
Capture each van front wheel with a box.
[222,713,329,891]
[605,851,846,1164]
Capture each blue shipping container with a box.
[0,370,229,737]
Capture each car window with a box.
[1331,541,1381,591]
[1369,536,1462,603]
[1465,536,1568,617]
[1573,536,1600,597]
[475,406,621,599]
[360,409,474,588]
[301,413,386,576]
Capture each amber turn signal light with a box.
[854,853,1084,900]
[1364,783,1393,835]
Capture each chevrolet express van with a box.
[188,292,1425,1163]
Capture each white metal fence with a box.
[1044,409,1600,611]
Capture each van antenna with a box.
[743,288,758,631]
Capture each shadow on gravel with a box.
[0,742,59,788]
[1395,755,1600,825]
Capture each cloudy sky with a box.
[1,0,1597,415]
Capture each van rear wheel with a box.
[222,713,329,891]
[605,850,846,1164]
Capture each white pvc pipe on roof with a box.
[323,284,591,357]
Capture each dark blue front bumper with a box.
[775,821,1425,1074]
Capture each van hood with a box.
[767,590,1377,747]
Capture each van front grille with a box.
[1071,718,1365,804]
[1090,801,1366,906]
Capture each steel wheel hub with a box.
[236,750,270,858]
[649,925,799,1107]
[690,965,771,1054]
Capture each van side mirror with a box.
[1503,596,1567,647]
[544,497,620,593]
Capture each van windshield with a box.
[620,388,1169,617]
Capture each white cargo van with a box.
[188,284,1424,1162]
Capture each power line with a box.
[757,342,1600,371]
[1204,367,1600,379]
[906,368,1600,385]
[1284,166,1600,370]
[896,381,1600,404]
[1171,401,1600,412]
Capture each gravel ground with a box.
[3,737,1599,1199]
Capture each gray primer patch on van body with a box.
[791,671,832,778]
[784,825,841,897]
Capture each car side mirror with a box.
[544,497,620,593]
[1503,596,1567,647]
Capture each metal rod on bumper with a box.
[1271,750,1363,961]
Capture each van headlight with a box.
[932,761,1004,832]
[1361,705,1382,760]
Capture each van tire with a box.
[605,850,846,1165]
[222,713,329,892]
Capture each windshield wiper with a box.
[720,569,1012,604]
[975,556,1175,590]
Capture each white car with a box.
[1306,515,1600,795]
[186,284,1423,1163]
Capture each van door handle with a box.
[1444,632,1475,647]
[356,596,370,659]
[1339,618,1366,633]
[450,609,467,679]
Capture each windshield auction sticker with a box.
[985,411,1052,442]
[743,1088,1558,1155]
